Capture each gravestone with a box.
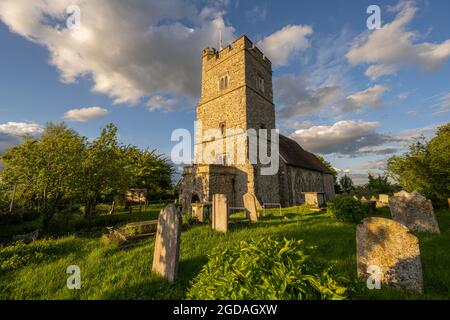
[353,196,359,201]
[243,193,258,222]
[360,196,368,201]
[370,196,377,202]
[302,192,325,208]
[191,203,205,222]
[356,217,423,293]
[152,204,181,283]
[389,191,440,233]
[212,194,228,233]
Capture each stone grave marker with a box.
[356,217,423,293]
[152,204,181,283]
[243,193,258,222]
[389,191,440,233]
[212,194,228,233]
[191,203,205,222]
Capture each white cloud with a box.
[146,95,177,112]
[258,24,313,67]
[63,106,109,122]
[0,122,43,136]
[346,2,450,79]
[0,0,235,108]
[275,73,341,118]
[336,85,388,114]
[289,120,397,156]
[0,122,43,154]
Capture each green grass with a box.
[0,206,449,300]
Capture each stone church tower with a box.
[181,35,335,213]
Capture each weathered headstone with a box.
[302,192,325,208]
[152,204,181,283]
[389,191,440,233]
[191,203,205,222]
[353,195,359,201]
[370,196,377,202]
[356,217,423,293]
[212,194,228,233]
[243,193,258,222]
[360,196,368,202]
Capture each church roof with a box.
[279,135,333,174]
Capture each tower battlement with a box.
[201,35,272,72]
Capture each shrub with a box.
[183,215,199,227]
[186,238,349,300]
[327,196,366,223]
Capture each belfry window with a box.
[257,76,265,93]
[219,74,229,90]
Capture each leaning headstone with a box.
[353,195,359,201]
[152,204,181,283]
[356,217,423,293]
[212,194,228,233]
[389,191,440,233]
[243,193,258,222]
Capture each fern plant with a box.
[186,238,349,300]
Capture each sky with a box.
[0,0,449,184]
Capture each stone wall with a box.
[278,161,336,207]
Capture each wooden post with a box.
[9,184,17,214]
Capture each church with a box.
[181,35,335,213]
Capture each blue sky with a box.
[0,0,449,184]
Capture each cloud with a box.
[275,73,386,118]
[245,5,267,22]
[63,106,109,122]
[336,85,388,114]
[257,24,313,67]
[275,73,341,118]
[346,2,450,79]
[289,120,398,156]
[359,159,388,171]
[0,122,43,154]
[0,0,235,108]
[146,95,178,112]
[432,93,450,115]
[0,122,43,136]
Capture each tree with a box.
[1,123,85,226]
[122,146,174,200]
[81,124,129,217]
[387,122,450,205]
[339,175,354,194]
[366,173,395,195]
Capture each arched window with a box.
[218,74,229,90]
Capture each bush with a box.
[327,196,366,223]
[186,238,349,300]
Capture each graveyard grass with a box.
[1,206,449,300]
